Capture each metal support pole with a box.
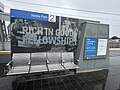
[0,20,4,50]
[2,20,8,41]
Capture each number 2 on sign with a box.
[48,14,56,22]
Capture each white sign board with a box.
[97,39,108,56]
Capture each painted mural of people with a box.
[73,26,78,44]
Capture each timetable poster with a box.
[97,39,108,56]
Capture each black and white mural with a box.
[10,9,81,53]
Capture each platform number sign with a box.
[48,14,56,22]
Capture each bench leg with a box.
[73,69,76,74]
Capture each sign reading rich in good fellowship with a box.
[85,38,97,57]
[10,9,80,52]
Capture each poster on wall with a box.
[85,38,97,57]
[97,39,107,56]
[10,9,81,53]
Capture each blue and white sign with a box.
[10,9,56,22]
[85,38,97,57]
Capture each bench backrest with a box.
[62,52,74,63]
[13,53,30,67]
[31,53,47,65]
[47,52,61,64]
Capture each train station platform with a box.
[1,51,120,90]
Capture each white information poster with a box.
[97,39,108,56]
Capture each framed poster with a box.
[84,38,108,60]
[97,39,108,56]
[84,38,97,59]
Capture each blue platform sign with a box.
[85,38,97,57]
[10,9,48,21]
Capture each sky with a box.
[1,0,120,38]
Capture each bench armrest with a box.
[28,60,31,65]
[28,53,32,65]
[6,60,13,71]
[62,59,65,63]
[74,58,79,61]
[6,60,13,66]
[61,59,65,66]
[46,59,49,64]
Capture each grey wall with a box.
[0,41,11,51]
[76,22,109,72]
